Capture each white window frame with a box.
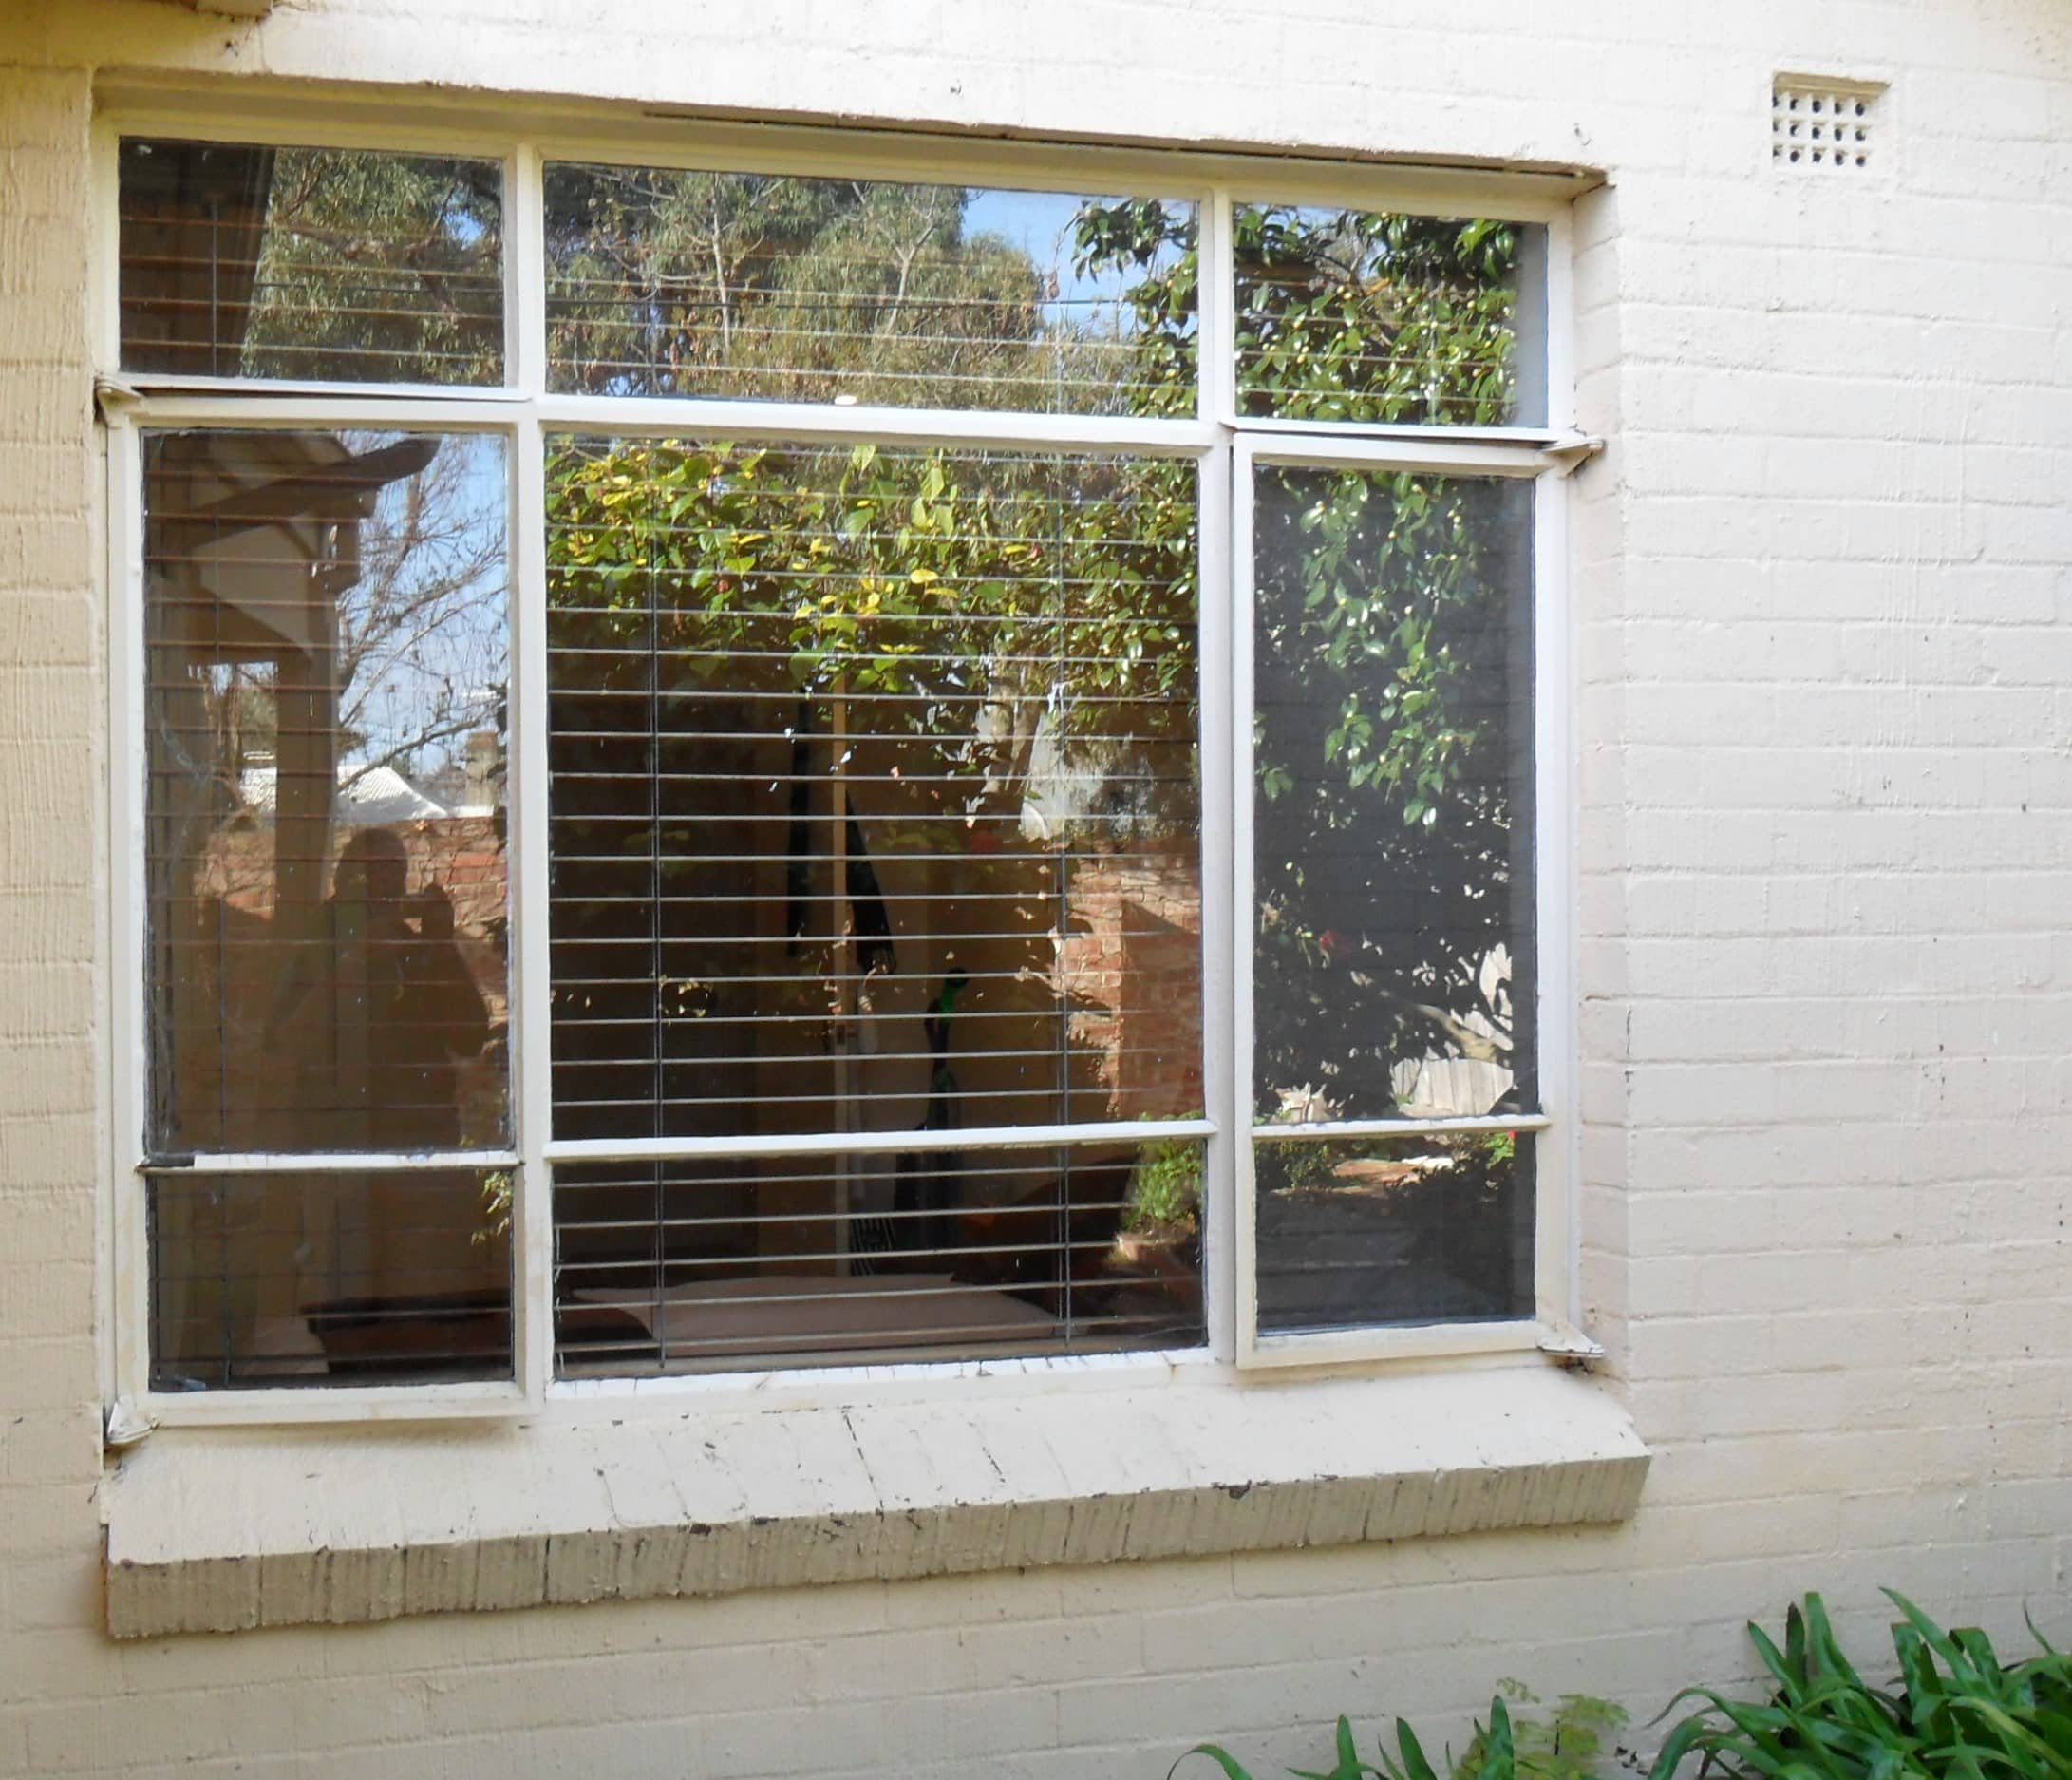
[93,101,1585,1428]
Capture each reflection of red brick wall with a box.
[411,816,509,1019]
[1060,846,1203,1121]
[188,816,512,1148]
[201,814,509,1023]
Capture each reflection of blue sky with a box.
[338,193,1193,778]
[962,187,1193,335]
[343,432,508,783]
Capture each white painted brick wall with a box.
[5,0,2072,1773]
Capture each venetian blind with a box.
[544,437,1208,1371]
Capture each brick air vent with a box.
[1772,77,1882,172]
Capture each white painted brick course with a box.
[5,0,2072,1771]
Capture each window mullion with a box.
[509,142,554,1408]
[1197,438,1239,1362]
[512,406,554,1410]
[1531,466,1576,1329]
[106,409,152,1411]
[511,143,548,399]
[1229,436,1263,1362]
[1200,186,1247,1361]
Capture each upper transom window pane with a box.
[1234,206,1545,427]
[119,140,505,386]
[543,164,1198,414]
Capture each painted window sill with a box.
[102,1358,1648,1637]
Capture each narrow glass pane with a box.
[1234,205,1545,426]
[555,1141,1204,1373]
[120,139,504,385]
[1252,467,1534,1123]
[148,1167,514,1389]
[544,165,1197,414]
[1254,1131,1533,1332]
[143,430,511,1153]
[546,439,1202,1146]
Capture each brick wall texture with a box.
[4,0,2072,1774]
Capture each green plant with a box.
[1126,1140,1204,1232]
[1177,1686,1628,1780]
[1648,1591,2072,1780]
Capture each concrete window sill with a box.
[102,1360,1648,1637]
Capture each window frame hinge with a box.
[1536,1319,1606,1362]
[1543,432,1605,477]
[93,374,144,425]
[104,1399,159,1451]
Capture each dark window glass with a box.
[1252,467,1535,1125]
[555,1141,1204,1373]
[1254,1131,1533,1332]
[148,1167,514,1389]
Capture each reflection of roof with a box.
[237,763,450,825]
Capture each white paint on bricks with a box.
[5,0,2072,1774]
[102,1367,1648,1637]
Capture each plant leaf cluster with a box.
[1649,1592,2072,1780]
[1172,1594,2072,1780]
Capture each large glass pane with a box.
[544,165,1196,414]
[555,1140,1205,1373]
[1234,205,1544,426]
[120,140,504,385]
[143,430,511,1153]
[1254,1131,1534,1332]
[546,439,1201,1149]
[148,1166,514,1389]
[1252,467,1534,1124]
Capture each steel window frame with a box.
[94,108,1579,1428]
[1230,434,1569,1370]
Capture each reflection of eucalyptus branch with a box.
[474,1169,514,1246]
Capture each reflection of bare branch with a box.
[331,435,506,785]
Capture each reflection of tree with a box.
[539,193,1531,1123]
[543,438,1199,1145]
[1081,200,1534,1111]
[189,436,507,802]
[545,168,1189,410]
[330,434,507,798]
[240,148,503,385]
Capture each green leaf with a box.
[1394,1718,1441,1780]
[1171,1746,1257,1780]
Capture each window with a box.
[106,124,1574,1411]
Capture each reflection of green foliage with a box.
[1252,466,1529,1106]
[475,1169,514,1247]
[244,149,503,385]
[1083,198,1533,1105]
[539,189,1531,1119]
[545,436,1197,805]
[1070,199,1199,418]
[1233,206,1523,426]
[1257,1140,1339,1196]
[1125,1140,1203,1232]
[546,169,1195,412]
